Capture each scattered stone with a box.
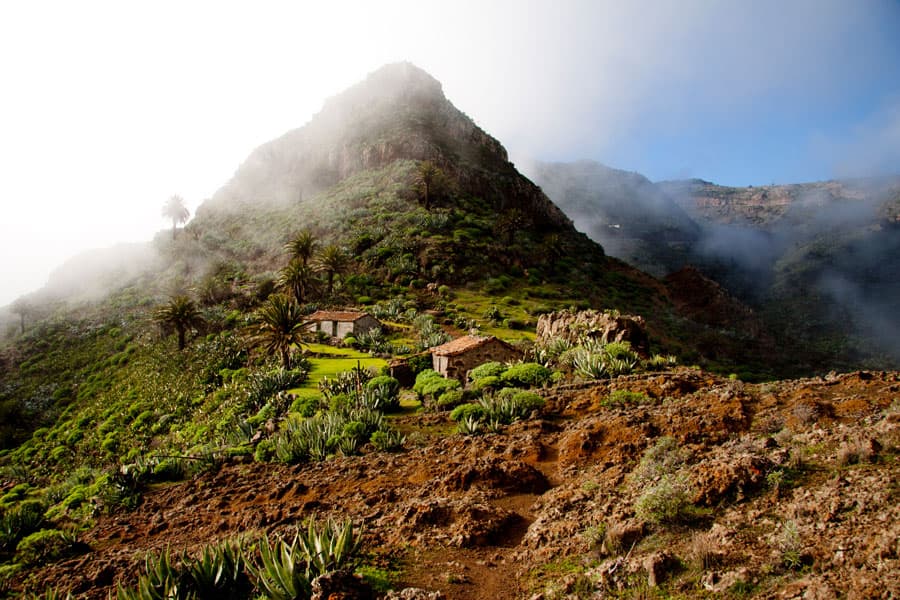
[310,570,374,600]
[642,551,679,587]
[384,588,445,600]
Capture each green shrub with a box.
[15,529,81,566]
[468,362,506,382]
[366,376,400,398]
[500,363,552,388]
[0,500,46,552]
[254,440,275,463]
[413,370,460,403]
[508,390,545,413]
[603,390,652,407]
[449,403,485,423]
[370,429,405,452]
[634,474,697,525]
[436,390,465,409]
[470,375,502,393]
[290,396,320,418]
[363,375,401,412]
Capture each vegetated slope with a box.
[535,161,900,372]
[1,63,898,600]
[182,63,607,292]
[19,369,900,599]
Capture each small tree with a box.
[155,295,204,350]
[314,245,349,297]
[277,259,317,304]
[414,161,450,210]
[284,230,317,266]
[251,294,307,368]
[161,195,190,239]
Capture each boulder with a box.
[536,309,649,355]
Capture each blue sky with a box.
[1,0,899,305]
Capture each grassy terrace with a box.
[289,343,389,400]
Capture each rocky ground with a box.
[17,369,900,599]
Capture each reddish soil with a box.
[18,369,900,599]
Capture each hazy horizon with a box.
[2,0,899,306]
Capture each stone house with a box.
[430,335,521,381]
[305,310,381,339]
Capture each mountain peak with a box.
[314,62,446,124]
[208,63,573,229]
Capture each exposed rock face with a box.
[536,309,649,354]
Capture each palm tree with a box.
[251,294,307,368]
[154,295,204,350]
[413,161,448,210]
[314,245,349,297]
[284,230,317,266]
[277,259,317,304]
[162,195,190,239]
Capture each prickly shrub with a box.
[630,436,687,487]
[244,367,309,413]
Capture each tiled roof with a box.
[430,335,496,356]
[307,310,371,322]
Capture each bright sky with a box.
[1,0,899,306]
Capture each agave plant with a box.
[251,534,311,600]
[182,538,250,599]
[572,348,608,380]
[295,517,362,577]
[117,547,183,600]
[457,415,483,436]
[605,356,637,377]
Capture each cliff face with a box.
[206,62,571,229]
[659,178,900,228]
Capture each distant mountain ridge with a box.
[525,160,700,277]
[531,161,900,368]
